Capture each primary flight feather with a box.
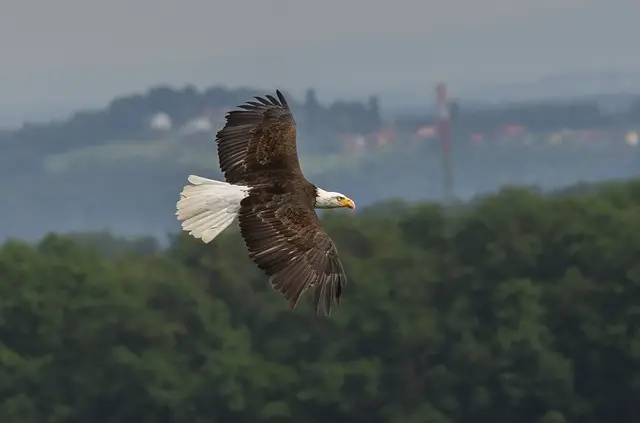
[176,90,355,315]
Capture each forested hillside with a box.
[2,179,640,422]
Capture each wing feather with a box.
[216,90,301,185]
[238,191,347,315]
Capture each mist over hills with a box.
[7,69,640,127]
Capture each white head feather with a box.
[314,188,356,210]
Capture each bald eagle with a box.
[176,90,355,315]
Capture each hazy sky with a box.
[1,0,639,114]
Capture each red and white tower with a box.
[436,83,454,202]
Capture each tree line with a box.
[0,85,382,157]
[2,179,640,422]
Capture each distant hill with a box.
[0,85,381,157]
[2,84,640,244]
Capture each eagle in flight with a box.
[176,90,355,315]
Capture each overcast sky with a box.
[1,0,639,116]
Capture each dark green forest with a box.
[2,179,640,423]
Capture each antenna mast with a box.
[436,82,454,204]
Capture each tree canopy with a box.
[2,180,640,422]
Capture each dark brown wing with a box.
[216,90,302,185]
[238,189,347,315]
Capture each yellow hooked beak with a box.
[339,197,356,210]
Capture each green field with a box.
[42,137,394,177]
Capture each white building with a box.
[149,112,172,131]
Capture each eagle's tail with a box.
[176,175,249,243]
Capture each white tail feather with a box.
[176,175,249,243]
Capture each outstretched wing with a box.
[238,190,347,315]
[216,90,301,185]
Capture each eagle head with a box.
[315,188,356,211]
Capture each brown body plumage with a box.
[213,91,348,315]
